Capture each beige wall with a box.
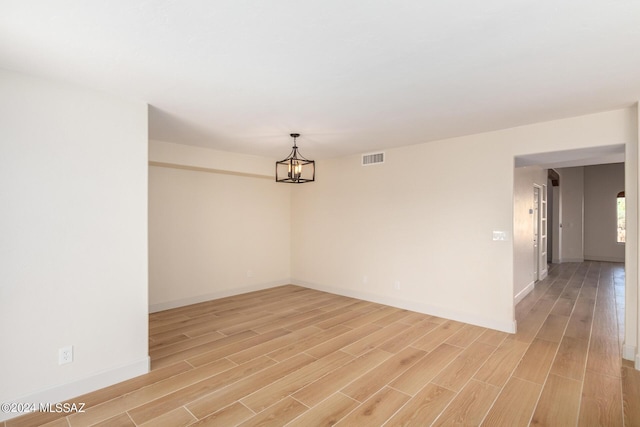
[150,139,274,177]
[584,163,625,262]
[626,110,640,365]
[513,166,548,302]
[555,163,624,263]
[558,167,585,262]
[148,159,291,311]
[0,69,148,419]
[291,141,515,331]
[291,108,637,333]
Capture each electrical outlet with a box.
[246,270,253,278]
[59,346,73,365]
[394,281,401,290]
[362,275,368,284]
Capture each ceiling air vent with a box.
[362,152,385,166]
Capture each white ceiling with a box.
[515,144,625,169]
[2,1,640,160]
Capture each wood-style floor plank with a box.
[384,383,456,426]
[513,309,548,343]
[292,348,391,407]
[341,346,425,402]
[138,407,196,427]
[444,324,487,348]
[411,320,466,352]
[481,376,541,427]
[68,358,236,426]
[512,338,559,384]
[564,296,596,340]
[535,313,569,343]
[334,387,410,426]
[6,262,634,427]
[622,363,640,426]
[239,351,353,413]
[286,393,359,427]
[431,379,500,426]
[305,323,381,359]
[236,397,306,427]
[341,322,413,356]
[187,402,253,427]
[379,318,437,353]
[266,325,351,362]
[530,373,582,426]
[473,336,529,387]
[390,343,463,395]
[431,341,497,392]
[158,329,259,368]
[183,330,279,368]
[549,335,589,381]
[128,356,275,424]
[579,371,624,426]
[185,353,316,419]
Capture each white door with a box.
[533,184,548,282]
[533,186,540,281]
[540,184,548,279]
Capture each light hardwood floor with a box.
[6,261,640,426]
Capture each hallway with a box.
[512,261,637,425]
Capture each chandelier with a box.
[275,133,315,183]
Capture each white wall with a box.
[627,107,640,366]
[513,166,548,303]
[0,69,148,420]
[583,163,625,262]
[148,141,291,311]
[291,108,637,333]
[557,167,585,262]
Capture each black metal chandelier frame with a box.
[275,133,315,183]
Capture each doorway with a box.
[514,143,635,368]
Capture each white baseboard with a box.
[584,255,625,263]
[514,281,535,305]
[149,279,290,313]
[293,280,516,333]
[539,269,548,280]
[0,357,149,422]
[561,258,585,263]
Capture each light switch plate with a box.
[492,231,507,241]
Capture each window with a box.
[617,191,625,243]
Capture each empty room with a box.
[2,1,640,426]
